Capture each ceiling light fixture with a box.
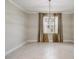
[48,0,55,33]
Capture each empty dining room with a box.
[5,0,74,59]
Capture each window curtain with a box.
[38,13,63,42]
[53,13,63,42]
[38,13,49,42]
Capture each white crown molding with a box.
[8,0,31,14]
[7,0,74,14]
[62,11,74,14]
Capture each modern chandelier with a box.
[48,0,51,19]
[48,0,55,33]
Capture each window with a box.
[43,16,58,34]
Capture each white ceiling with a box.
[9,0,74,14]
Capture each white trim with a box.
[63,40,74,43]
[27,40,37,42]
[5,41,26,56]
[8,0,30,14]
[7,0,73,14]
[27,39,74,43]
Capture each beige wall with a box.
[5,0,28,55]
[26,13,74,43]
[27,14,38,42]
[62,14,74,43]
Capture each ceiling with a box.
[9,0,74,14]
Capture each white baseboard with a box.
[5,41,26,56]
[63,40,74,43]
[27,39,74,43]
[27,40,37,43]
